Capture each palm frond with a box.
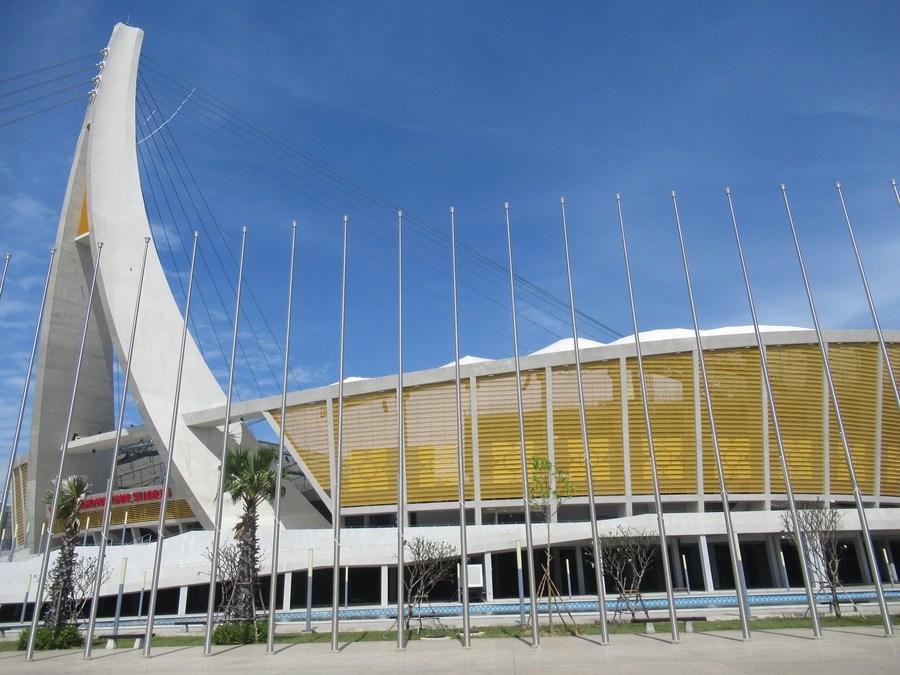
[44,475,91,532]
[223,446,281,508]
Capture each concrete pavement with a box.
[2,627,899,674]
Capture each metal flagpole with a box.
[840,182,900,432]
[615,194,680,643]
[670,192,751,641]
[559,198,609,644]
[783,184,893,637]
[85,237,151,658]
[725,188,822,638]
[504,203,540,647]
[331,216,349,652]
[396,210,407,650]
[450,207,472,648]
[892,179,900,210]
[0,250,55,548]
[267,221,298,653]
[0,257,8,530]
[0,254,10,304]
[143,231,200,657]
[204,226,249,655]
[843,186,900,600]
[26,242,103,661]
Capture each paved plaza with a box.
[2,627,898,674]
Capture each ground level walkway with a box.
[4,626,899,674]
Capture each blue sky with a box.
[2,1,900,456]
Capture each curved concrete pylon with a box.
[27,23,249,539]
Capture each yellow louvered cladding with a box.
[551,363,624,495]
[13,463,27,545]
[626,353,697,495]
[273,401,331,491]
[260,339,900,511]
[477,371,548,500]
[827,343,877,494]
[701,349,765,493]
[340,391,399,507]
[76,191,89,238]
[883,345,900,496]
[404,382,474,503]
[66,499,195,534]
[767,345,824,493]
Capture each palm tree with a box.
[222,446,281,623]
[43,475,91,629]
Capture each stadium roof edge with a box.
[182,326,897,429]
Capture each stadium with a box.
[1,23,899,634]
[6,323,900,616]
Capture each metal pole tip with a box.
[670,191,676,197]
[504,202,509,209]
[397,210,402,217]
[560,197,565,204]
[835,182,841,188]
[779,184,786,190]
[242,226,248,233]
[450,206,455,213]
[725,187,731,194]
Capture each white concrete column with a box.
[380,565,389,607]
[671,542,685,589]
[767,536,788,588]
[177,585,188,616]
[620,356,632,510]
[470,376,482,524]
[282,571,292,610]
[855,533,872,584]
[693,349,704,510]
[575,546,586,595]
[484,552,494,601]
[698,535,715,592]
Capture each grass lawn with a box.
[4,613,896,652]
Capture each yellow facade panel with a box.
[340,391,399,507]
[882,345,900,496]
[404,382,474,503]
[66,499,195,534]
[626,354,697,494]
[702,349,765,493]
[767,345,825,493]
[476,371,547,500]
[76,191,89,238]
[273,401,331,492]
[13,463,27,545]
[827,344,877,494]
[551,363,625,495]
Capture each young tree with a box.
[528,456,575,632]
[404,536,457,631]
[42,475,91,629]
[599,526,658,619]
[222,446,282,625]
[780,501,846,616]
[71,557,110,621]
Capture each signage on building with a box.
[81,488,173,511]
